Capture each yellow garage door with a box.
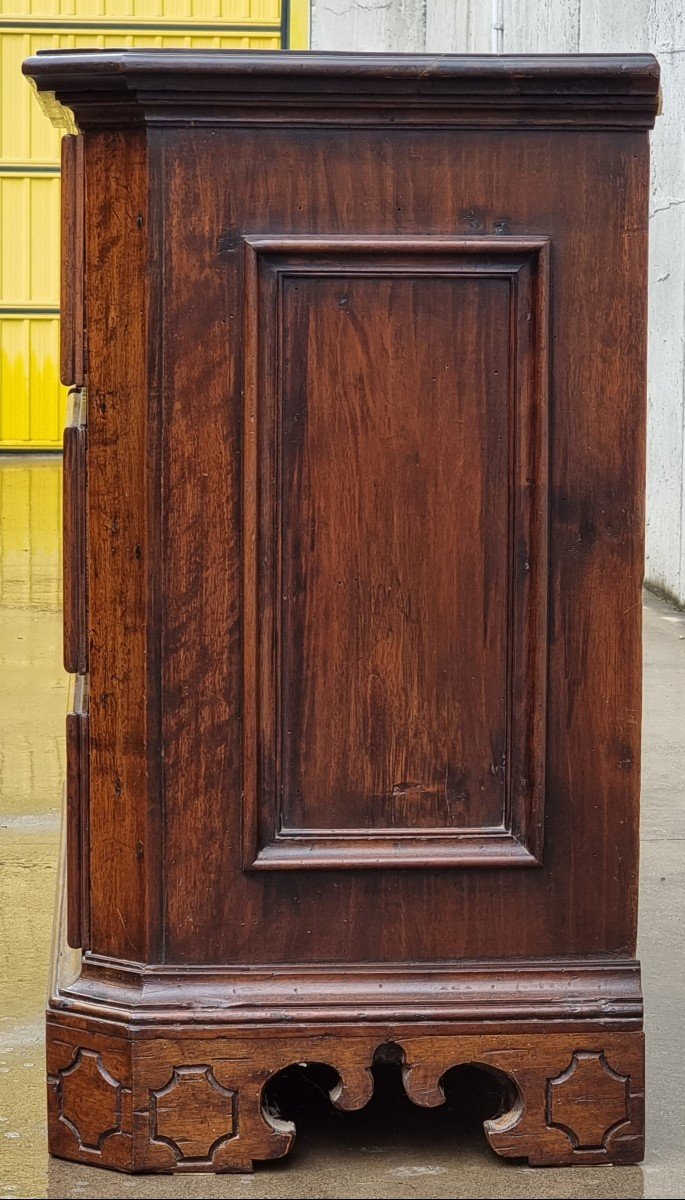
[0,2,309,450]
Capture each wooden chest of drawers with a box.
[24,49,659,1173]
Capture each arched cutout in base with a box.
[261,1045,523,1167]
[46,1024,645,1172]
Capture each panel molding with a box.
[242,234,549,871]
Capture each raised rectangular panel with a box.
[242,235,550,870]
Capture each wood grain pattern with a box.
[55,955,644,1030]
[23,50,657,1176]
[60,134,85,387]
[48,1024,133,1171]
[57,1049,123,1150]
[65,673,89,949]
[84,130,163,962]
[243,235,549,870]
[547,1052,630,1150]
[150,1067,236,1164]
[158,122,648,965]
[46,1018,645,1171]
[24,51,660,130]
[62,387,87,675]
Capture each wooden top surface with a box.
[23,50,660,132]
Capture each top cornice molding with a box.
[23,50,660,133]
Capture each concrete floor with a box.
[0,457,683,1200]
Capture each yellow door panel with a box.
[1,0,309,450]
[0,174,61,304]
[0,315,62,447]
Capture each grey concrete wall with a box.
[310,0,685,606]
[310,1,493,56]
[502,1,685,605]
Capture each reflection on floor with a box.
[0,457,684,1200]
[0,459,64,823]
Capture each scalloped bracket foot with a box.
[47,1022,644,1173]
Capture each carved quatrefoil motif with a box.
[58,1048,123,1151]
[151,1065,236,1163]
[547,1051,629,1150]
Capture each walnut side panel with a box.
[242,235,549,871]
[152,124,648,965]
[102,123,648,967]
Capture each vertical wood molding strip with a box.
[62,386,87,676]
